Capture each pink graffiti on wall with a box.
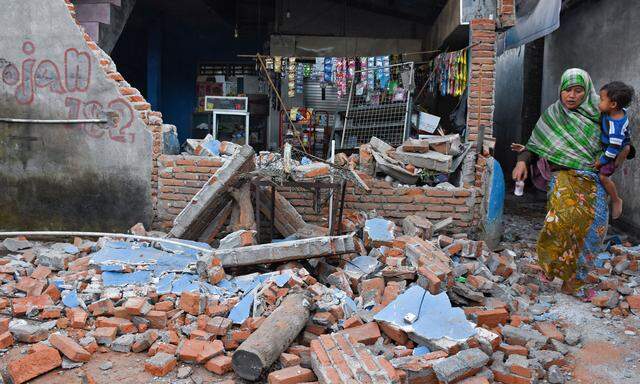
[1,41,135,144]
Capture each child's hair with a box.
[601,81,635,109]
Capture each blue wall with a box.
[113,7,262,143]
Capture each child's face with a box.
[599,90,617,113]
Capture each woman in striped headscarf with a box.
[512,68,609,294]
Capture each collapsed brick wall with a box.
[153,156,483,233]
[155,155,225,230]
[64,0,165,221]
[279,174,482,231]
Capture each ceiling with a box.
[130,0,448,41]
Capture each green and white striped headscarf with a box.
[527,68,602,169]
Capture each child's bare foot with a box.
[612,198,623,219]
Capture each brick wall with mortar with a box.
[155,155,226,230]
[64,0,165,221]
[497,0,516,29]
[467,19,497,145]
[279,173,482,231]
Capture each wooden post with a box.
[232,292,311,380]
[230,183,256,231]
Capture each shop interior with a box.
[111,0,475,182]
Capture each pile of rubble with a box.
[2,143,640,384]
[6,210,638,384]
[184,133,470,187]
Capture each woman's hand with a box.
[512,160,528,181]
[510,143,526,153]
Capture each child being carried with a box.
[596,81,635,219]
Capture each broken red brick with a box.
[7,345,62,384]
[533,322,564,342]
[93,327,118,345]
[267,365,316,384]
[16,277,45,296]
[12,295,53,315]
[358,277,385,304]
[178,339,216,362]
[154,300,174,312]
[40,306,61,320]
[312,311,336,326]
[196,339,224,363]
[476,308,509,328]
[626,295,640,310]
[145,310,167,329]
[65,307,88,328]
[0,331,14,349]
[205,354,233,375]
[180,292,204,315]
[379,322,409,345]
[124,297,152,316]
[342,316,363,329]
[31,266,52,280]
[49,333,91,362]
[338,322,381,345]
[280,352,302,367]
[43,284,61,302]
[144,352,177,377]
[95,317,136,334]
[87,299,115,316]
[498,343,528,357]
[205,316,232,336]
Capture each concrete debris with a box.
[374,286,476,349]
[1,197,638,383]
[199,234,356,269]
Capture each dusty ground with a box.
[1,345,238,384]
[2,192,639,383]
[504,192,640,384]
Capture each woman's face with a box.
[560,85,586,110]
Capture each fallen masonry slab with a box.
[233,293,311,381]
[374,285,476,350]
[170,144,256,240]
[396,147,453,173]
[198,234,356,271]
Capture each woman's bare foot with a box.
[612,198,623,219]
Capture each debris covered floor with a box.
[2,146,640,384]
